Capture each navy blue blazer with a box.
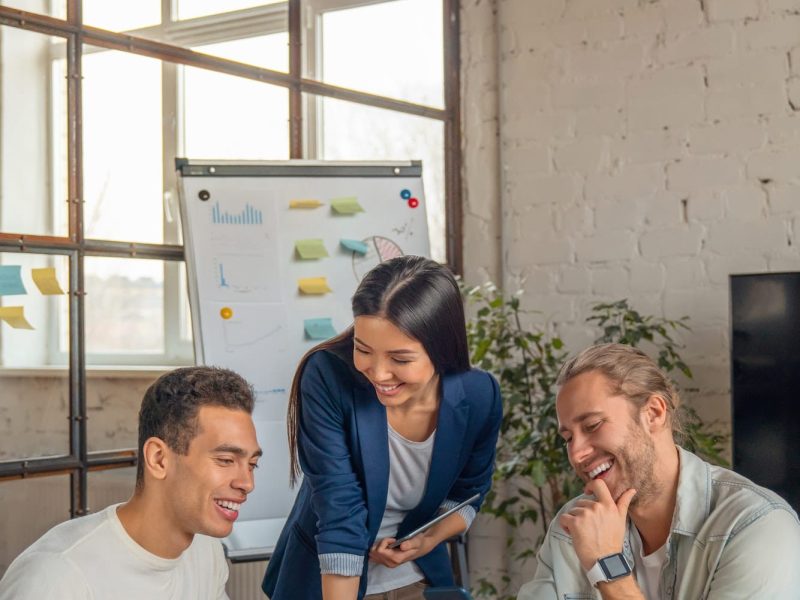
[262,349,502,600]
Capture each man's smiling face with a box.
[164,405,261,540]
[557,370,659,506]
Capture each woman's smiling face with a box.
[353,315,439,409]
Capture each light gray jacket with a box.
[518,446,800,599]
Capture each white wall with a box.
[461,0,800,592]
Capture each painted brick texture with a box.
[462,0,800,590]
[491,0,800,439]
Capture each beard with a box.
[611,421,660,507]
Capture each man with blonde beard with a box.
[518,343,800,599]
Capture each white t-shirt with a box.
[366,425,435,595]
[0,503,229,600]
[630,526,668,600]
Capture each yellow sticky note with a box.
[295,239,329,260]
[0,306,34,329]
[298,277,332,295]
[330,197,364,214]
[31,267,65,295]
[289,199,323,209]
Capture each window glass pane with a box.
[182,67,289,159]
[0,248,69,481]
[1,252,69,368]
[0,475,70,577]
[195,33,288,72]
[1,0,58,16]
[316,0,444,108]
[0,26,68,237]
[176,0,283,21]
[89,467,136,510]
[82,0,161,31]
[87,373,154,452]
[82,46,163,243]
[316,96,445,262]
[85,257,164,356]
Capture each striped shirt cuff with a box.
[440,499,477,530]
[319,552,364,576]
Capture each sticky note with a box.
[31,267,65,295]
[331,197,364,215]
[0,266,27,296]
[298,277,332,295]
[0,306,34,329]
[289,199,323,209]
[340,239,368,255]
[304,318,337,340]
[295,239,329,260]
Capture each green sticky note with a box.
[304,318,337,340]
[295,239,329,260]
[331,197,364,215]
[340,239,368,255]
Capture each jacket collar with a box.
[670,446,711,536]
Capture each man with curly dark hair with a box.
[0,366,262,600]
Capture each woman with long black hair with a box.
[262,256,502,600]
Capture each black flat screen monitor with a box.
[731,272,800,513]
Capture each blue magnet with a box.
[400,189,412,200]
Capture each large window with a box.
[0,0,460,574]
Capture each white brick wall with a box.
[461,0,800,591]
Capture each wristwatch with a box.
[586,552,632,587]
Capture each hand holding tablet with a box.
[387,493,480,549]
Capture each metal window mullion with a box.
[66,0,87,518]
[289,0,303,158]
[443,0,462,274]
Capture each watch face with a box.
[600,554,631,579]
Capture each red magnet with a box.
[408,197,419,208]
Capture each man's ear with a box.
[141,437,170,483]
[642,394,669,432]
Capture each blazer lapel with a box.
[354,384,390,537]
[401,373,469,530]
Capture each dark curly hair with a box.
[136,366,255,490]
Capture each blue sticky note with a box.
[304,318,337,341]
[0,265,27,296]
[340,239,368,255]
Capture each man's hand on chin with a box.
[558,479,636,571]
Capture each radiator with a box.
[227,560,268,600]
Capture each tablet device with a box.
[387,493,480,549]
[423,586,474,599]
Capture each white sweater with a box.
[0,503,229,600]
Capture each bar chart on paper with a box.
[211,201,264,225]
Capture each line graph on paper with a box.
[222,320,284,350]
[202,302,293,393]
[212,253,281,303]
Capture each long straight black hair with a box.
[288,255,470,484]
